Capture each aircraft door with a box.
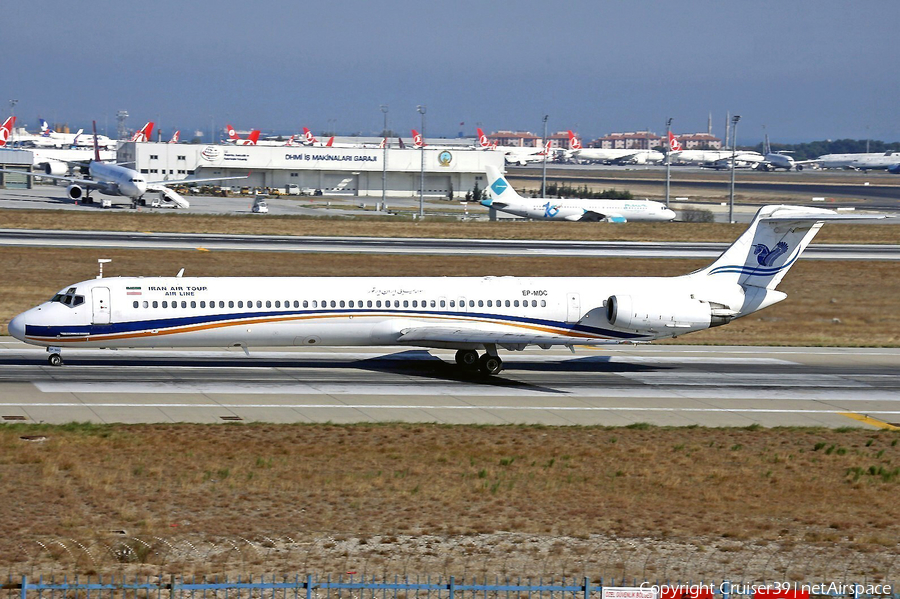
[92,287,111,325]
[566,293,580,323]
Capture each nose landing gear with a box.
[47,346,63,366]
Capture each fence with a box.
[3,576,897,599]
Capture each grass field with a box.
[2,208,900,243]
[1,423,897,580]
[1,247,898,345]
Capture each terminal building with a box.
[117,142,505,198]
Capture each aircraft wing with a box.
[396,326,622,350]
[146,174,249,187]
[0,168,95,188]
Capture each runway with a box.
[1,340,898,429]
[2,228,898,260]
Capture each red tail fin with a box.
[303,127,317,144]
[92,120,101,162]
[412,129,425,148]
[169,130,180,144]
[0,116,15,147]
[326,136,334,147]
[144,122,154,142]
[247,130,261,145]
[568,130,582,150]
[668,131,683,152]
[476,127,491,149]
[226,124,239,140]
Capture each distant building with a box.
[487,131,541,148]
[547,131,575,150]
[675,133,722,150]
[591,131,662,150]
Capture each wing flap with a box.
[397,326,621,349]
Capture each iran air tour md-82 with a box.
[8,205,886,374]
[481,165,676,223]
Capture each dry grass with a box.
[1,208,899,243]
[1,424,897,579]
[1,247,898,346]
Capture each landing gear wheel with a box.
[48,354,63,367]
[455,349,479,368]
[478,354,503,376]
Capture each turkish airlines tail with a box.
[325,136,334,147]
[247,130,261,145]
[668,131,683,152]
[412,129,425,148]
[476,127,491,149]
[568,130,583,150]
[225,124,240,141]
[0,116,15,147]
[303,127,318,145]
[169,130,180,144]
[130,122,154,142]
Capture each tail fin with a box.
[398,137,406,149]
[692,205,884,290]
[668,131,683,152]
[0,116,15,146]
[225,124,239,140]
[568,130,582,150]
[247,130,261,145]
[476,127,491,149]
[378,137,386,149]
[92,120,100,162]
[143,122,154,142]
[325,136,334,147]
[482,165,524,207]
[303,127,317,144]
[169,130,180,143]
[412,129,425,148]
[285,135,295,146]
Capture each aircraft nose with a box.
[8,313,25,341]
[665,208,678,221]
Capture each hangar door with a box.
[321,173,358,195]
[415,174,452,197]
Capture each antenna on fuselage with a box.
[97,258,111,279]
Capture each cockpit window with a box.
[50,288,85,308]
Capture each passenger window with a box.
[200,301,205,308]
[376,300,382,308]
[143,300,149,308]
[514,300,519,307]
[469,300,474,307]
[162,301,168,308]
[505,300,510,307]
[227,301,233,308]
[403,300,408,308]
[478,300,483,307]
[181,301,187,308]
[440,300,445,307]
[172,303,177,310]
[191,301,197,308]
[430,300,436,308]
[153,301,159,308]
[303,300,309,308]
[450,300,455,308]
[532,300,537,307]
[330,300,336,308]
[133,301,139,308]
[266,300,272,308]
[367,300,373,308]
[294,300,300,308]
[256,300,262,308]
[487,300,492,307]
[340,300,345,308]
[274,301,280,308]
[541,300,546,307]
[349,300,354,308]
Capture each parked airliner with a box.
[481,165,676,222]
[8,205,884,374]
[0,122,245,208]
[568,131,663,164]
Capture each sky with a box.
[4,1,899,144]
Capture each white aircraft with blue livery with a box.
[8,205,886,374]
[481,165,676,223]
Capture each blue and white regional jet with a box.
[481,165,676,222]
[7,205,886,374]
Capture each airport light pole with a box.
[729,115,741,224]
[417,105,426,219]
[665,117,672,208]
[380,105,388,210]
[541,114,548,197]
[8,99,17,145]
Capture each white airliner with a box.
[568,131,663,164]
[0,122,245,208]
[225,124,261,146]
[8,205,885,373]
[481,165,676,223]
[667,132,763,168]
[755,134,817,171]
[476,128,552,165]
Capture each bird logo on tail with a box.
[753,242,789,266]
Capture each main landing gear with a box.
[47,346,63,367]
[454,348,503,376]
